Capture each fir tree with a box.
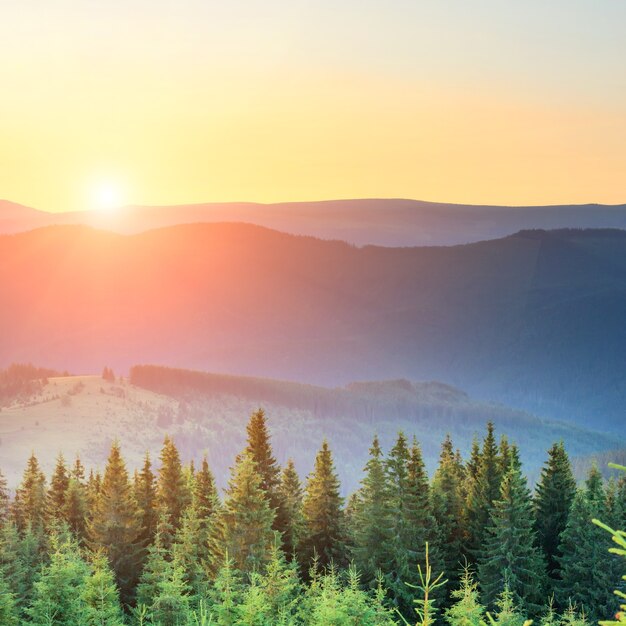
[534,442,576,580]
[219,452,276,573]
[300,439,346,570]
[88,441,142,607]
[275,458,304,558]
[148,562,192,626]
[479,464,547,615]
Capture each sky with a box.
[1,0,625,212]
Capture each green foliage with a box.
[158,436,191,533]
[479,464,547,615]
[276,459,305,558]
[27,533,90,626]
[558,466,621,620]
[81,550,125,625]
[300,440,347,570]
[444,566,485,626]
[534,442,577,580]
[88,440,142,606]
[218,452,276,573]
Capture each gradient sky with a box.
[1,1,625,212]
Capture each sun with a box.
[91,181,125,212]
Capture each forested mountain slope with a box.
[1,225,626,429]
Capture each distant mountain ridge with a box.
[1,223,626,432]
[3,198,626,245]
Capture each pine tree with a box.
[157,436,190,532]
[300,439,346,570]
[80,550,125,626]
[491,585,525,626]
[466,423,503,560]
[135,452,158,548]
[275,458,304,558]
[352,435,392,588]
[13,452,47,532]
[557,466,621,620]
[218,452,276,573]
[534,442,576,580]
[48,453,70,522]
[88,441,142,607]
[136,525,171,611]
[479,464,547,615]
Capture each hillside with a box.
[2,224,626,430]
[0,370,615,492]
[3,198,626,246]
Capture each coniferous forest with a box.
[0,410,624,626]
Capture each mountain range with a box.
[3,198,626,246]
[1,222,625,432]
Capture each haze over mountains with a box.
[3,198,626,246]
[1,222,626,432]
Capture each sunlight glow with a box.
[91,181,125,212]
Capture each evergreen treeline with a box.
[0,411,623,625]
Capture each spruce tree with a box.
[0,569,18,626]
[48,452,70,522]
[479,464,547,615]
[0,470,9,525]
[218,452,276,573]
[444,567,485,626]
[557,466,621,620]
[300,439,346,570]
[245,408,285,529]
[135,452,158,548]
[13,452,47,532]
[81,551,125,626]
[275,458,304,558]
[72,456,86,482]
[63,476,88,540]
[352,435,392,588]
[157,436,190,532]
[534,442,576,580]
[194,456,218,522]
[27,533,90,626]
[432,434,465,586]
[88,441,142,606]
[465,423,503,560]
